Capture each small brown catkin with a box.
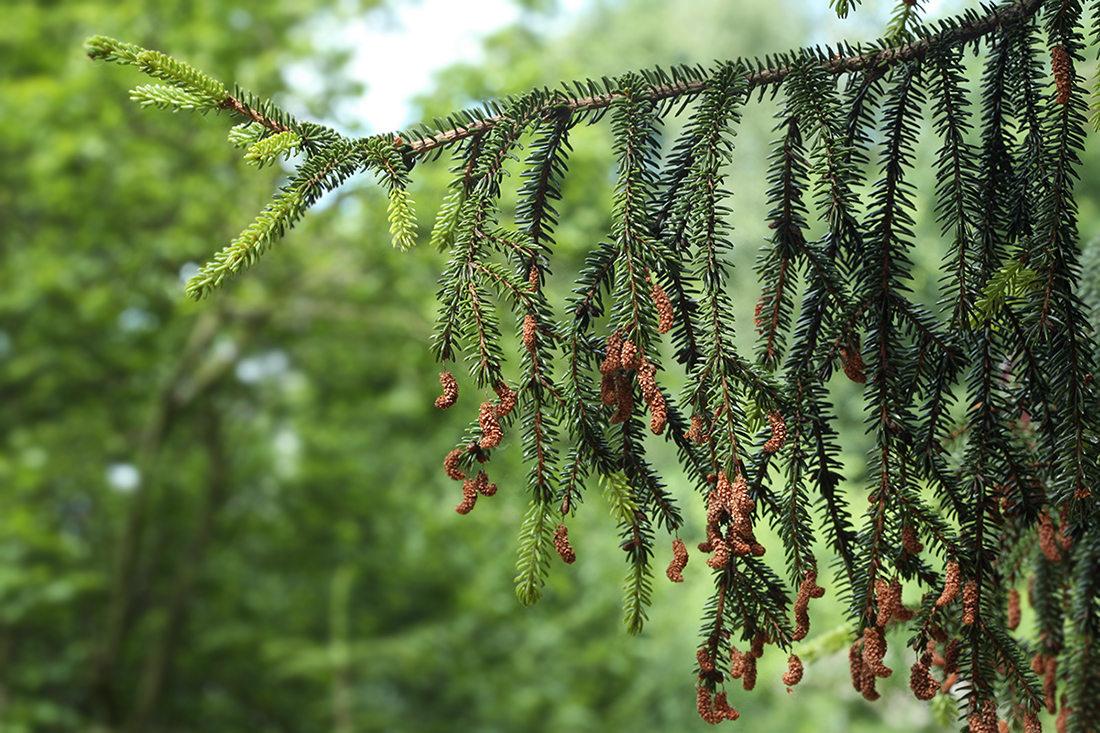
[849,641,864,692]
[751,632,765,659]
[782,654,804,687]
[729,648,746,679]
[840,335,867,384]
[651,280,675,334]
[763,411,787,453]
[649,390,668,435]
[962,580,979,626]
[473,470,497,497]
[1039,512,1063,562]
[910,658,939,701]
[863,626,892,678]
[685,413,707,444]
[667,538,689,582]
[1052,44,1072,105]
[478,401,503,449]
[1056,703,1069,733]
[620,339,638,370]
[793,571,824,641]
[610,372,633,424]
[1023,711,1041,733]
[1008,588,1021,630]
[712,692,739,721]
[1044,658,1058,714]
[936,560,961,607]
[444,447,467,481]
[600,330,623,375]
[742,653,758,691]
[696,687,720,725]
[637,361,658,405]
[902,523,923,554]
[943,638,961,676]
[696,687,736,725]
[493,381,517,418]
[600,374,617,407]
[455,479,478,514]
[875,578,899,628]
[553,524,577,564]
[522,313,538,354]
[528,263,540,291]
[435,371,459,409]
[860,664,881,701]
[706,540,730,569]
[940,672,959,696]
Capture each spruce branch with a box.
[396,0,1045,161]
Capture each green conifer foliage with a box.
[88,0,1100,727]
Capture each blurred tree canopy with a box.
[9,0,1100,731]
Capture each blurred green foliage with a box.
[6,0,1099,731]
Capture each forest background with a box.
[5,0,1100,731]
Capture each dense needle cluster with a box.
[89,0,1100,728]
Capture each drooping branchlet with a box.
[435,371,459,409]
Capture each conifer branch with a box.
[399,0,1045,160]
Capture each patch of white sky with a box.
[291,0,588,134]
